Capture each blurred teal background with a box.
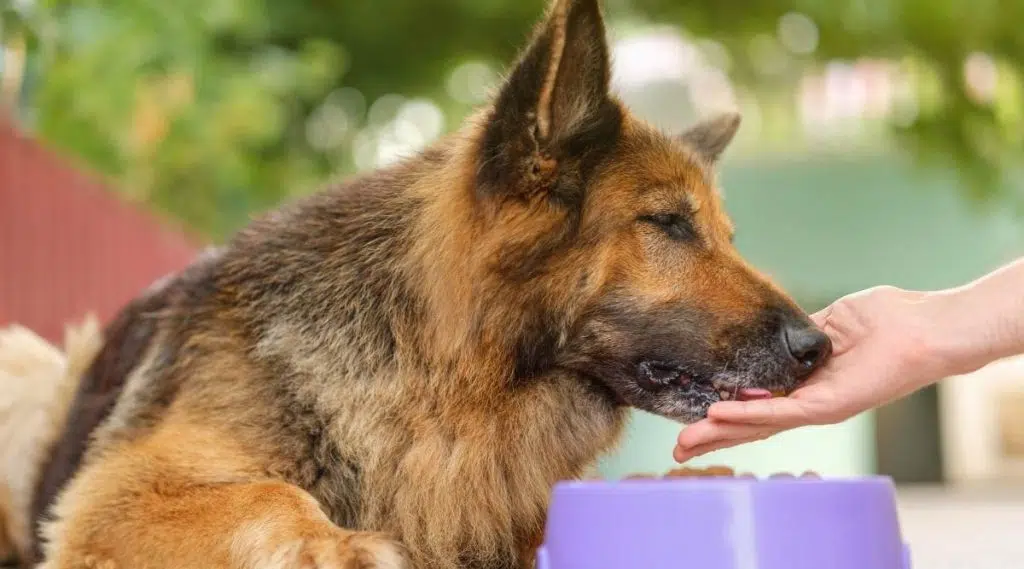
[3,0,1024,482]
[600,151,1024,478]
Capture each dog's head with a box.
[468,0,831,422]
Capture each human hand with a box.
[673,285,954,463]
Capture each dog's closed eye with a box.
[639,213,697,242]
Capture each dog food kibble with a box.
[664,466,736,478]
[623,473,659,480]
[620,466,821,481]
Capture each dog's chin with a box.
[572,351,797,423]
[613,359,795,424]
[623,377,735,424]
[579,371,733,424]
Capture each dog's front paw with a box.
[258,531,406,569]
[320,532,405,569]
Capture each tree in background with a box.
[2,0,1022,239]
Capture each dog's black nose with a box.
[783,323,832,376]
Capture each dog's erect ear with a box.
[679,113,742,164]
[478,0,620,199]
[523,0,612,144]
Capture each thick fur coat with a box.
[0,1,830,568]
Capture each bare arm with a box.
[927,257,1024,375]
[674,257,1024,462]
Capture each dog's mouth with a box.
[636,361,778,402]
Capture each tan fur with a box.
[0,316,102,561]
[40,415,403,569]
[36,312,621,569]
[13,2,825,568]
[536,0,570,139]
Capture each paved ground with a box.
[897,485,1024,568]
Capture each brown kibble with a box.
[623,473,658,480]
[663,467,699,478]
[619,466,815,482]
[663,465,735,479]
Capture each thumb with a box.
[810,304,833,329]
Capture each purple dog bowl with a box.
[537,476,911,569]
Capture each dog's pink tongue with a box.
[736,388,774,401]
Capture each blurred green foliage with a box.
[3,0,1022,239]
[643,0,1024,206]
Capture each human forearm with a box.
[676,258,1024,461]
[925,257,1024,375]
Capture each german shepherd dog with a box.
[1,0,832,567]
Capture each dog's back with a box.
[0,2,830,567]
[0,318,102,563]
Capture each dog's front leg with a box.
[36,422,404,569]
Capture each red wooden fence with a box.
[0,118,200,343]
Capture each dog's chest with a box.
[256,388,366,529]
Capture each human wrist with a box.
[914,290,978,378]
[919,281,1021,377]
[879,289,965,387]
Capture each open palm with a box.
[674,286,946,463]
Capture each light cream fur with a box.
[0,316,102,561]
